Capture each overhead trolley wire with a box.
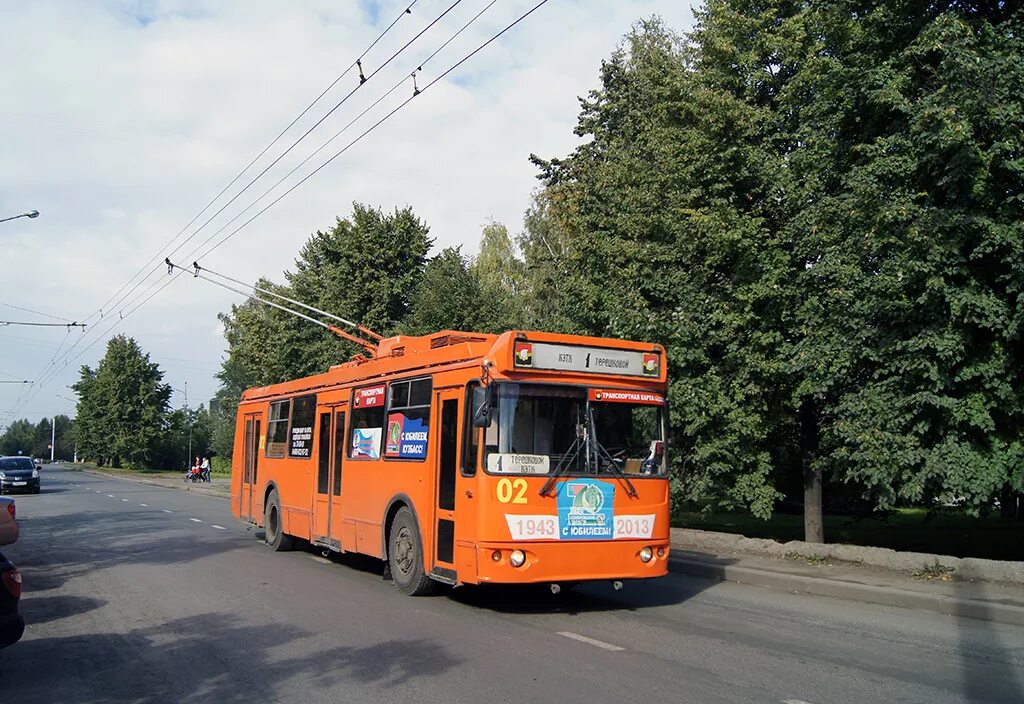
[161,0,465,265]
[181,0,502,272]
[84,0,453,336]
[5,0,552,418]
[0,301,76,323]
[28,1,455,400]
[82,1,425,327]
[194,0,550,264]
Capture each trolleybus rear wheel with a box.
[389,507,435,596]
[264,489,293,552]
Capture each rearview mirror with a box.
[471,385,492,428]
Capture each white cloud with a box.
[0,0,693,425]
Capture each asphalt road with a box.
[1,466,1022,704]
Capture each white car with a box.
[0,498,17,546]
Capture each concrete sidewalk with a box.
[74,465,1024,625]
[670,528,1024,626]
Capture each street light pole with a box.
[0,210,40,224]
[171,382,191,468]
[51,417,56,463]
[185,381,192,465]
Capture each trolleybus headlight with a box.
[656,547,666,559]
[510,549,526,568]
[639,546,654,563]
[491,550,502,562]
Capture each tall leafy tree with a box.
[402,246,485,335]
[530,4,1023,536]
[73,335,171,469]
[529,20,791,519]
[470,222,526,332]
[218,203,432,386]
[0,419,35,457]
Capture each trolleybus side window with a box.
[384,377,432,461]
[348,384,386,460]
[287,394,317,459]
[266,399,291,458]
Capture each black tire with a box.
[388,507,435,596]
[33,486,41,495]
[263,489,293,552]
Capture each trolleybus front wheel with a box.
[388,507,435,596]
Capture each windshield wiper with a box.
[587,406,638,498]
[539,432,583,497]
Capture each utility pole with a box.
[50,417,56,463]
[185,381,192,465]
[173,382,191,468]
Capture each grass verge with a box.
[674,507,1024,561]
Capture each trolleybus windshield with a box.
[483,383,666,477]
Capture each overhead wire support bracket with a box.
[0,320,86,329]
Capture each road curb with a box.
[80,469,230,500]
[669,555,1024,627]
[671,527,1024,584]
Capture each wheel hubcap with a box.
[394,526,414,575]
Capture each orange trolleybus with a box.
[230,329,670,595]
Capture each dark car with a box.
[0,551,24,649]
[0,456,41,495]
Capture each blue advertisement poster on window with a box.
[384,413,428,459]
[557,479,614,540]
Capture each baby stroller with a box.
[184,465,205,483]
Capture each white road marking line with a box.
[162,509,173,514]
[210,524,226,530]
[107,494,115,498]
[189,518,202,523]
[783,700,816,704]
[309,556,332,565]
[139,503,148,507]
[556,632,625,651]
[95,490,101,493]
[121,498,129,502]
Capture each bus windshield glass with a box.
[483,383,666,477]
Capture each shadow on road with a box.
[12,508,245,594]
[303,541,724,614]
[955,578,1024,702]
[0,612,461,703]
[19,594,107,625]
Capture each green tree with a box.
[0,419,34,457]
[531,4,1024,537]
[73,335,171,468]
[470,222,525,332]
[530,19,791,519]
[402,246,484,335]
[218,203,433,386]
[156,405,213,470]
[773,1,1024,515]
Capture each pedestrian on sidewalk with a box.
[200,457,211,483]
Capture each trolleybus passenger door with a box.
[241,413,261,525]
[329,408,346,544]
[313,408,346,549]
[431,389,461,579]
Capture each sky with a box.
[0,0,694,429]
